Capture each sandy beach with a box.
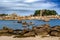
[0,36,60,40]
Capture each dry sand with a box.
[0,36,60,40]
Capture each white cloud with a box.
[23,0,46,3]
[0,0,22,2]
[24,0,38,3]
[0,0,57,8]
[0,0,59,16]
[0,2,57,10]
[31,2,57,9]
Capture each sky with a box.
[0,0,60,16]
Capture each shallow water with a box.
[0,19,60,29]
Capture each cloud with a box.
[0,0,60,16]
[29,2,57,9]
[23,0,41,3]
[0,0,22,2]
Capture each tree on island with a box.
[33,9,58,16]
[0,14,8,16]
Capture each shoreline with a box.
[0,15,60,22]
[0,18,60,21]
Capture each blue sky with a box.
[0,0,60,16]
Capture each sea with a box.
[0,19,60,29]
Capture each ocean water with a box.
[0,19,60,29]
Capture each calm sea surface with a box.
[0,19,60,29]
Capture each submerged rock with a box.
[22,21,28,27]
[17,21,22,23]
[22,21,27,25]
[29,22,34,25]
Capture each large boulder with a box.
[21,29,30,34]
[41,24,51,33]
[8,29,13,33]
[3,26,9,30]
[50,26,60,37]
[23,31,35,37]
[51,26,60,31]
[0,30,8,33]
[42,24,50,28]
[13,29,22,35]
[49,30,60,37]
[32,24,51,35]
[0,26,14,33]
[35,29,48,35]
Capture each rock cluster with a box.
[0,24,60,37]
